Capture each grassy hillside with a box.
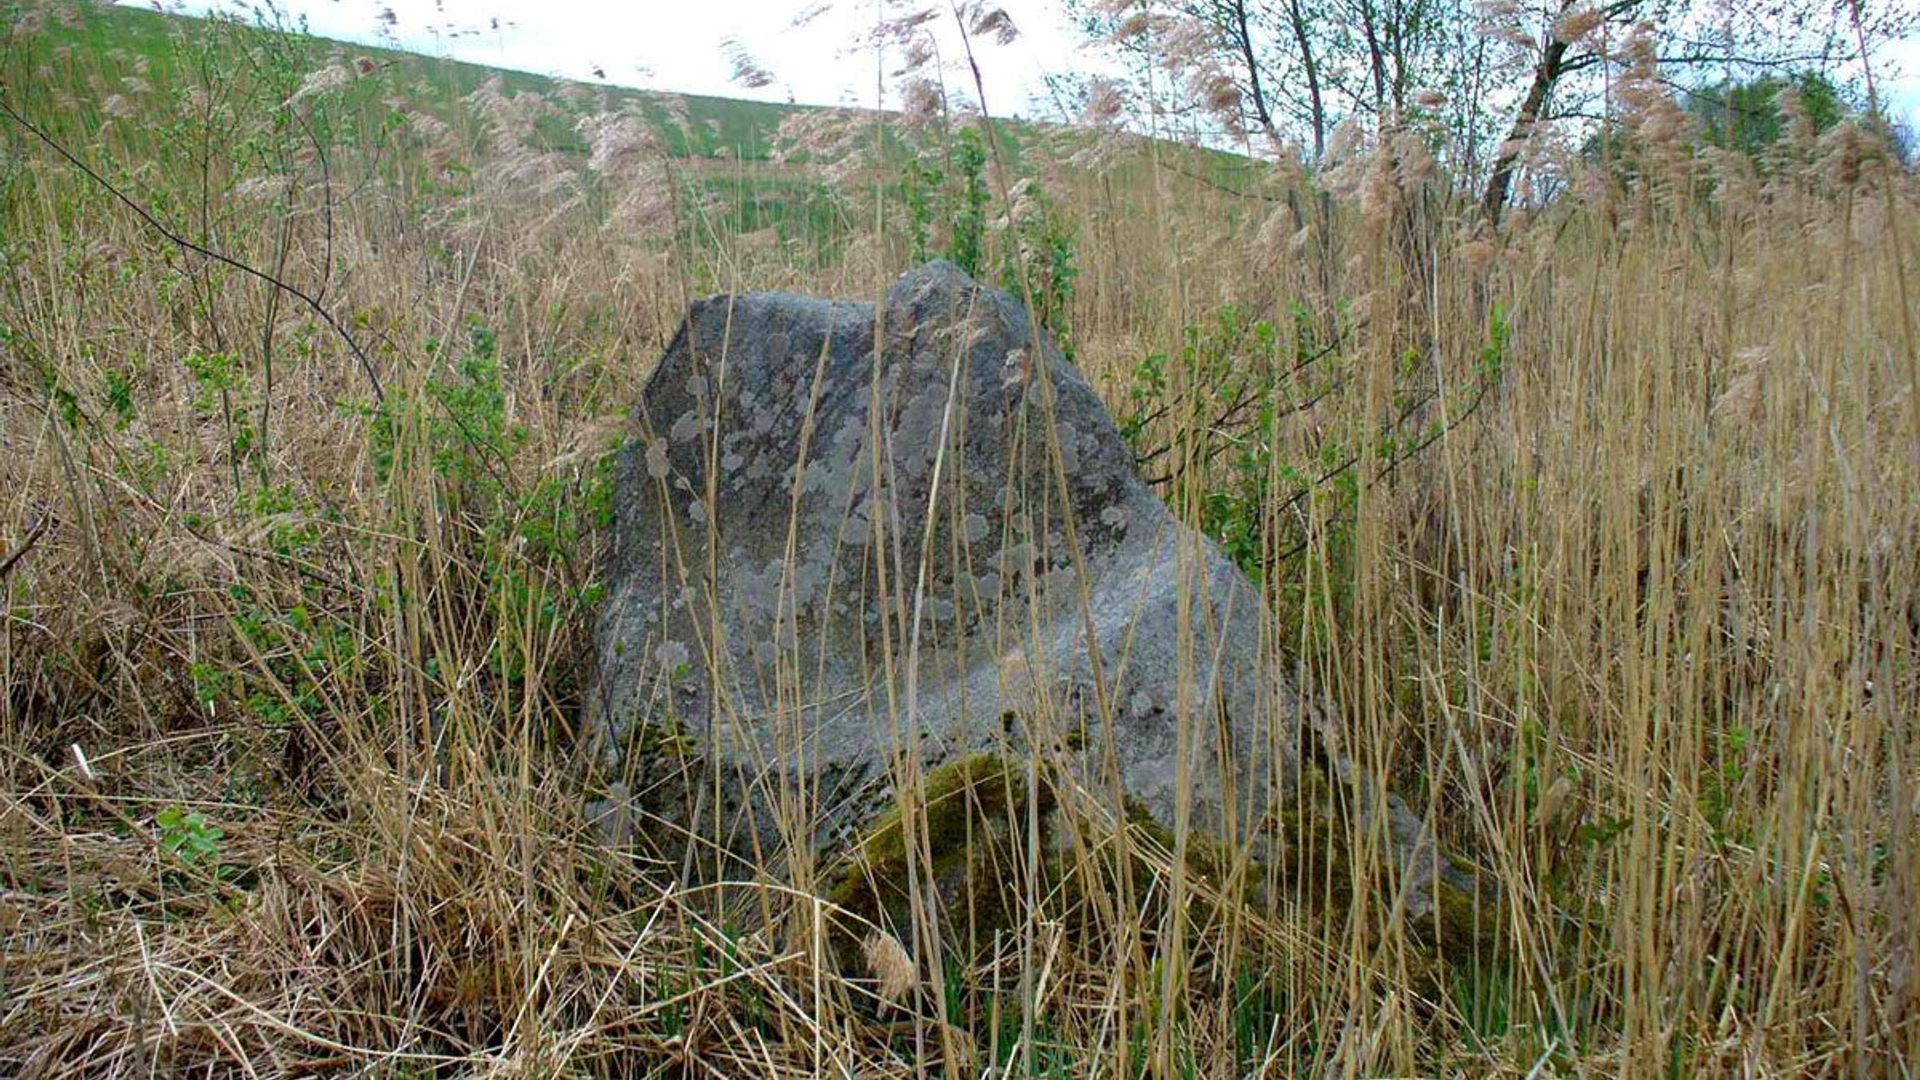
[44,2,814,158]
[4,3,1918,1078]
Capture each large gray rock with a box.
[591,262,1456,918]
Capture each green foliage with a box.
[1000,182,1079,349]
[1452,953,1513,1052]
[692,173,849,267]
[1231,964,1286,1071]
[1118,306,1292,581]
[1117,351,1167,446]
[1117,298,1509,654]
[948,127,990,278]
[370,318,521,509]
[185,349,257,481]
[102,369,135,428]
[1689,72,1846,159]
[1479,301,1510,381]
[357,314,617,725]
[230,592,353,732]
[901,151,943,264]
[156,806,223,867]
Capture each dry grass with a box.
[2,4,1917,1077]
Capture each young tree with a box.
[1074,0,1917,221]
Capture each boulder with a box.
[590,262,1463,924]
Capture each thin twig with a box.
[1272,370,1498,564]
[1135,330,1351,466]
[0,96,385,402]
[1154,154,1284,203]
[0,515,49,582]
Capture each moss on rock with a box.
[817,751,1499,995]
[825,754,1055,960]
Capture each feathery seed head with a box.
[1110,12,1152,42]
[1081,76,1127,128]
[722,37,775,90]
[287,62,352,107]
[900,77,944,127]
[970,6,1018,45]
[1554,6,1604,44]
[1459,237,1498,270]
[578,111,656,174]
[863,931,916,1003]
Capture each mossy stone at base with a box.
[819,751,1502,989]
[825,754,1053,961]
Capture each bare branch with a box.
[0,97,387,403]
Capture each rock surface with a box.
[592,262,1456,918]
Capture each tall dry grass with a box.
[1,4,1916,1077]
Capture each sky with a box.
[142,0,1101,118]
[127,0,1920,129]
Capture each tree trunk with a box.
[1284,0,1327,157]
[1226,0,1285,149]
[1356,0,1389,117]
[1482,35,1569,225]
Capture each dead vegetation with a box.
[1,2,1917,1076]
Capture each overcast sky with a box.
[129,0,1920,127]
[138,0,1097,117]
